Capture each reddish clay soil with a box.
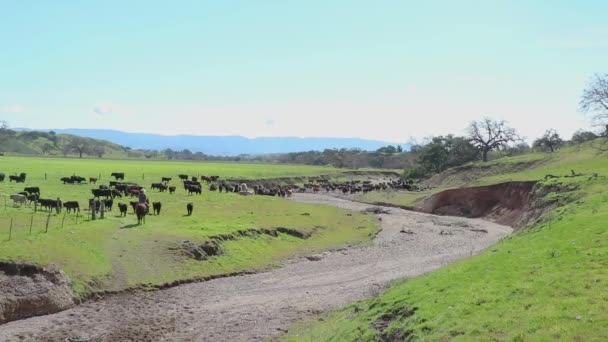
[420,181,537,227]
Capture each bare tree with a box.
[533,129,563,152]
[467,118,521,162]
[69,137,90,158]
[580,74,608,133]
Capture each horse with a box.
[135,203,148,225]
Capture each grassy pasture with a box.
[0,156,377,297]
[288,142,608,341]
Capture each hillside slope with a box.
[0,131,129,158]
[287,141,608,341]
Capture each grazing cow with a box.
[63,201,80,213]
[10,194,26,207]
[91,188,112,199]
[151,183,162,190]
[27,194,38,205]
[103,198,114,211]
[9,175,24,183]
[111,172,125,180]
[161,177,172,182]
[135,203,147,224]
[186,184,201,195]
[111,189,123,198]
[152,202,162,215]
[39,198,62,212]
[178,174,188,180]
[168,186,176,194]
[209,184,217,191]
[89,177,97,184]
[186,202,193,216]
[24,187,40,195]
[118,203,128,217]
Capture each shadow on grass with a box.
[121,223,140,229]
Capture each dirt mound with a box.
[175,240,224,261]
[0,261,74,324]
[420,181,538,227]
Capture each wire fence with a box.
[0,196,108,241]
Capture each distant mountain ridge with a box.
[28,129,408,156]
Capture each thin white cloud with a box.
[93,104,113,116]
[0,105,25,113]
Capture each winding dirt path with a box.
[0,194,511,342]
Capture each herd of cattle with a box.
[4,171,425,223]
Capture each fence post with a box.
[45,210,51,233]
[8,218,13,241]
[29,214,34,235]
[61,212,67,228]
[100,201,105,219]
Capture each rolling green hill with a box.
[0,130,131,158]
[287,140,608,341]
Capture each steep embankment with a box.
[420,181,538,228]
[0,262,74,324]
[288,143,608,341]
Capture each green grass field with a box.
[0,156,377,297]
[287,141,608,341]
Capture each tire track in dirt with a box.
[0,194,511,342]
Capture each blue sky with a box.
[1,1,607,142]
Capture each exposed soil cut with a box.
[420,181,538,228]
[0,261,74,324]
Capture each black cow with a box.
[103,198,114,211]
[39,198,62,212]
[209,184,217,191]
[186,202,193,216]
[152,202,162,215]
[9,174,26,183]
[91,188,112,199]
[111,189,123,198]
[118,203,128,217]
[186,184,201,195]
[111,172,125,180]
[178,174,188,180]
[27,194,38,205]
[24,187,40,195]
[169,186,176,194]
[63,201,80,213]
[161,177,172,182]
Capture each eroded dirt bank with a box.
[419,181,538,228]
[0,262,74,324]
[0,194,510,342]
